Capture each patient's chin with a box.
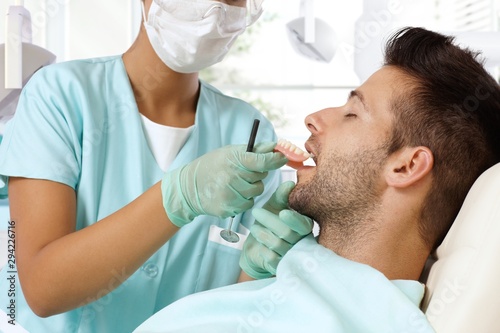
[289,183,314,218]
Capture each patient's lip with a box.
[304,142,317,163]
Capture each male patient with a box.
[134,27,500,332]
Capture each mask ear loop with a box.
[245,0,264,26]
[140,0,147,23]
[245,9,262,27]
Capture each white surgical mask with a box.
[143,0,247,73]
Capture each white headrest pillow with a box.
[421,162,500,333]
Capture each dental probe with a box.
[220,119,260,243]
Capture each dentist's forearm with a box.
[12,180,178,317]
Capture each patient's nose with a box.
[305,108,329,135]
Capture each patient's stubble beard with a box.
[288,144,389,250]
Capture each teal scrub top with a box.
[134,235,436,333]
[0,56,281,333]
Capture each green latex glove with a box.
[161,142,287,227]
[239,181,313,279]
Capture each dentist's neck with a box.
[122,25,198,128]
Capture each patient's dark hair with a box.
[383,27,500,250]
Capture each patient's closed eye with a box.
[345,113,357,118]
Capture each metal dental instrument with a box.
[220,119,260,243]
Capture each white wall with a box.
[0,0,142,62]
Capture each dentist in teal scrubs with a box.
[0,0,288,332]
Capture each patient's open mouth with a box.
[274,139,313,169]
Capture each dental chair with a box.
[420,162,500,332]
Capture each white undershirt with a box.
[140,114,194,172]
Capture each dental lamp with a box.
[286,0,337,63]
[0,0,56,124]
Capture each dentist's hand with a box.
[239,181,313,279]
[161,143,287,228]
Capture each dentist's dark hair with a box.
[383,27,500,250]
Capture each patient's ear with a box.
[386,147,433,188]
